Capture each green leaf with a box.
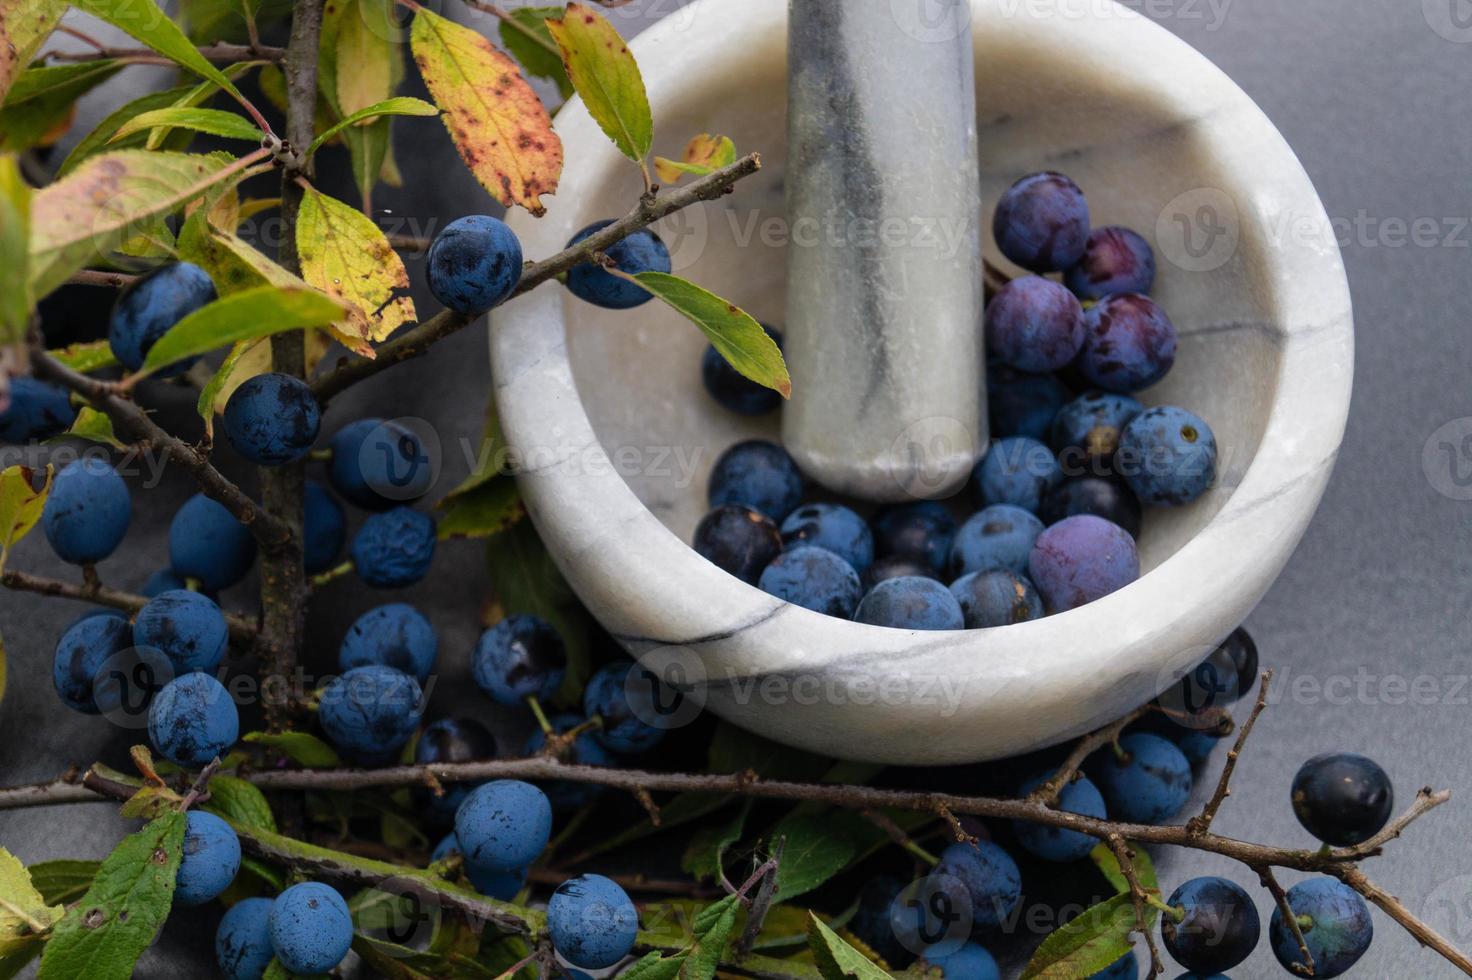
[619,951,684,980]
[28,150,242,298]
[0,156,30,344]
[630,271,790,398]
[770,815,856,903]
[707,722,831,782]
[437,475,523,541]
[1020,893,1138,980]
[0,464,50,571]
[307,96,437,155]
[37,813,186,980]
[26,861,100,907]
[497,7,572,99]
[51,407,124,449]
[0,848,63,957]
[203,775,277,831]
[0,0,66,104]
[138,286,346,375]
[0,62,122,153]
[243,730,343,768]
[3,61,117,105]
[109,107,262,144]
[56,84,194,175]
[682,798,750,883]
[684,894,740,980]
[808,914,893,980]
[197,338,265,437]
[48,340,117,373]
[546,3,650,163]
[1090,842,1160,902]
[334,0,394,117]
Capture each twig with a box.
[862,809,938,866]
[66,269,138,289]
[1107,835,1163,977]
[0,568,257,640]
[1258,865,1314,977]
[524,866,720,898]
[933,804,977,845]
[633,786,661,826]
[46,41,285,64]
[311,152,764,402]
[1187,670,1272,836]
[1030,705,1150,807]
[736,841,783,956]
[1333,864,1472,975]
[1342,785,1446,857]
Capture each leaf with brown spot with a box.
[0,464,51,572]
[410,7,560,214]
[654,133,736,184]
[547,2,651,164]
[296,184,414,344]
[0,0,65,105]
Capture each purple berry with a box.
[993,172,1091,272]
[1077,294,1178,393]
[985,276,1086,373]
[1065,226,1156,301]
[1028,515,1139,612]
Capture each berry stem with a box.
[0,568,258,641]
[525,695,555,736]
[308,560,353,589]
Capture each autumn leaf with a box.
[0,0,65,104]
[410,6,561,214]
[655,133,736,184]
[296,184,414,343]
[547,3,651,165]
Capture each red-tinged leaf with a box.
[410,6,561,214]
[546,3,651,164]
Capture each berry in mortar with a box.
[454,779,553,873]
[1118,406,1218,507]
[268,882,354,975]
[565,220,672,310]
[215,896,274,980]
[317,665,423,764]
[949,504,1045,578]
[0,378,75,442]
[855,576,965,631]
[350,506,437,588]
[547,873,639,969]
[1291,752,1393,846]
[133,589,229,674]
[1013,771,1107,863]
[949,568,1044,628]
[108,261,216,374]
[175,810,240,905]
[862,554,939,592]
[1268,877,1373,978]
[148,671,239,767]
[52,610,130,714]
[415,717,497,824]
[780,502,875,572]
[42,457,131,565]
[426,215,524,315]
[169,493,256,592]
[707,439,803,522]
[1065,226,1157,301]
[872,500,957,574]
[759,545,863,618]
[974,436,1063,514]
[1090,732,1193,825]
[339,602,438,682]
[1160,877,1261,974]
[583,661,668,754]
[303,480,347,574]
[1029,515,1139,612]
[693,505,784,584]
[992,172,1091,272]
[985,275,1087,373]
[472,613,566,706]
[1040,476,1143,539]
[988,363,1072,441]
[703,324,784,415]
[328,418,435,510]
[1077,293,1178,393]
[1050,391,1144,467]
[222,372,321,466]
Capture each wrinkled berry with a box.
[1051,391,1144,468]
[351,507,437,588]
[473,614,566,706]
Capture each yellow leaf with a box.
[0,0,64,105]
[0,464,51,571]
[335,0,394,117]
[410,7,561,214]
[547,3,651,164]
[0,848,63,954]
[296,184,414,343]
[654,133,736,184]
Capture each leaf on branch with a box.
[243,730,343,769]
[0,62,122,153]
[0,155,30,346]
[109,106,263,144]
[654,133,736,184]
[498,7,572,99]
[296,184,415,343]
[629,272,791,398]
[202,775,277,832]
[770,815,855,903]
[24,862,100,908]
[436,475,523,542]
[410,6,561,214]
[36,812,186,980]
[808,914,893,980]
[0,0,65,104]
[681,798,750,883]
[58,84,191,173]
[318,0,400,209]
[1090,841,1160,902]
[307,96,437,156]
[48,340,118,373]
[196,338,266,437]
[0,464,51,571]
[119,784,183,819]
[1019,893,1138,980]
[138,285,347,376]
[29,150,240,297]
[54,407,125,449]
[0,848,63,958]
[546,3,651,165]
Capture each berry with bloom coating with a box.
[1090,733,1193,824]
[547,873,639,969]
[928,942,1000,979]
[215,897,274,980]
[1050,391,1144,466]
[759,546,863,618]
[318,665,423,763]
[455,779,552,872]
[148,672,239,767]
[1077,293,1178,393]
[328,418,434,510]
[415,717,496,824]
[1118,406,1218,507]
[169,493,256,592]
[427,215,524,314]
[134,589,228,674]
[986,276,1086,373]
[780,503,874,572]
[1029,515,1139,612]
[175,810,240,905]
[1040,477,1143,539]
[1268,877,1372,978]
[872,500,957,574]
[52,610,130,714]
[932,840,1021,930]
[222,372,320,465]
[862,554,938,592]
[304,480,346,574]
[692,505,784,584]
[707,440,804,522]
[340,602,438,682]
[1065,226,1156,301]
[1291,753,1393,846]
[42,458,131,565]
[856,576,964,631]
[1161,877,1260,975]
[109,261,216,374]
[472,614,566,705]
[269,882,354,975]
[0,378,76,443]
[950,504,1045,578]
[351,507,436,588]
[949,569,1044,628]
[583,662,668,754]
[993,172,1091,272]
[1013,771,1106,862]
[974,436,1062,514]
[565,220,672,309]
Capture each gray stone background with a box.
[4,0,1472,976]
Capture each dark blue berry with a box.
[862,554,939,593]
[1173,728,1225,767]
[42,458,130,564]
[974,436,1062,513]
[928,942,1000,979]
[565,220,672,309]
[455,780,552,872]
[468,863,528,900]
[856,576,964,631]
[169,493,256,592]
[872,500,957,574]
[986,276,1086,373]
[1065,226,1156,301]
[759,546,862,618]
[1013,771,1106,862]
[351,507,436,588]
[693,505,783,584]
[222,372,320,466]
[415,717,496,824]
[1118,406,1217,507]
[268,882,353,975]
[328,418,434,510]
[1028,515,1138,612]
[318,665,423,763]
[1213,628,1259,702]
[703,324,784,415]
[988,364,1071,441]
[176,810,240,905]
[148,671,239,767]
[524,713,611,810]
[931,840,1021,930]
[1050,391,1144,468]
[1268,877,1372,978]
[950,504,1044,578]
[780,502,874,571]
[1040,477,1142,539]
[1161,877,1260,974]
[52,609,130,714]
[141,568,195,598]
[707,440,803,522]
[427,215,523,315]
[949,569,1043,628]
[303,479,346,574]
[472,614,566,705]
[133,589,229,673]
[993,172,1090,272]
[340,602,438,682]
[583,662,666,754]
[215,896,274,980]
[1090,733,1193,824]
[109,261,216,375]
[850,876,910,967]
[1077,294,1177,393]
[1291,753,1393,846]
[0,377,75,442]
[547,873,638,969]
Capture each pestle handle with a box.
[783,0,985,503]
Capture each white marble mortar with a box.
[491,0,1355,764]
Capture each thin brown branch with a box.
[0,771,101,809]
[1030,704,1149,807]
[66,269,139,289]
[1107,835,1163,977]
[0,568,257,640]
[1334,785,1448,857]
[46,41,284,65]
[1258,865,1315,977]
[1188,670,1272,836]
[525,866,719,898]
[1335,864,1472,976]
[311,152,764,402]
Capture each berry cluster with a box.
[689,171,1219,626]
